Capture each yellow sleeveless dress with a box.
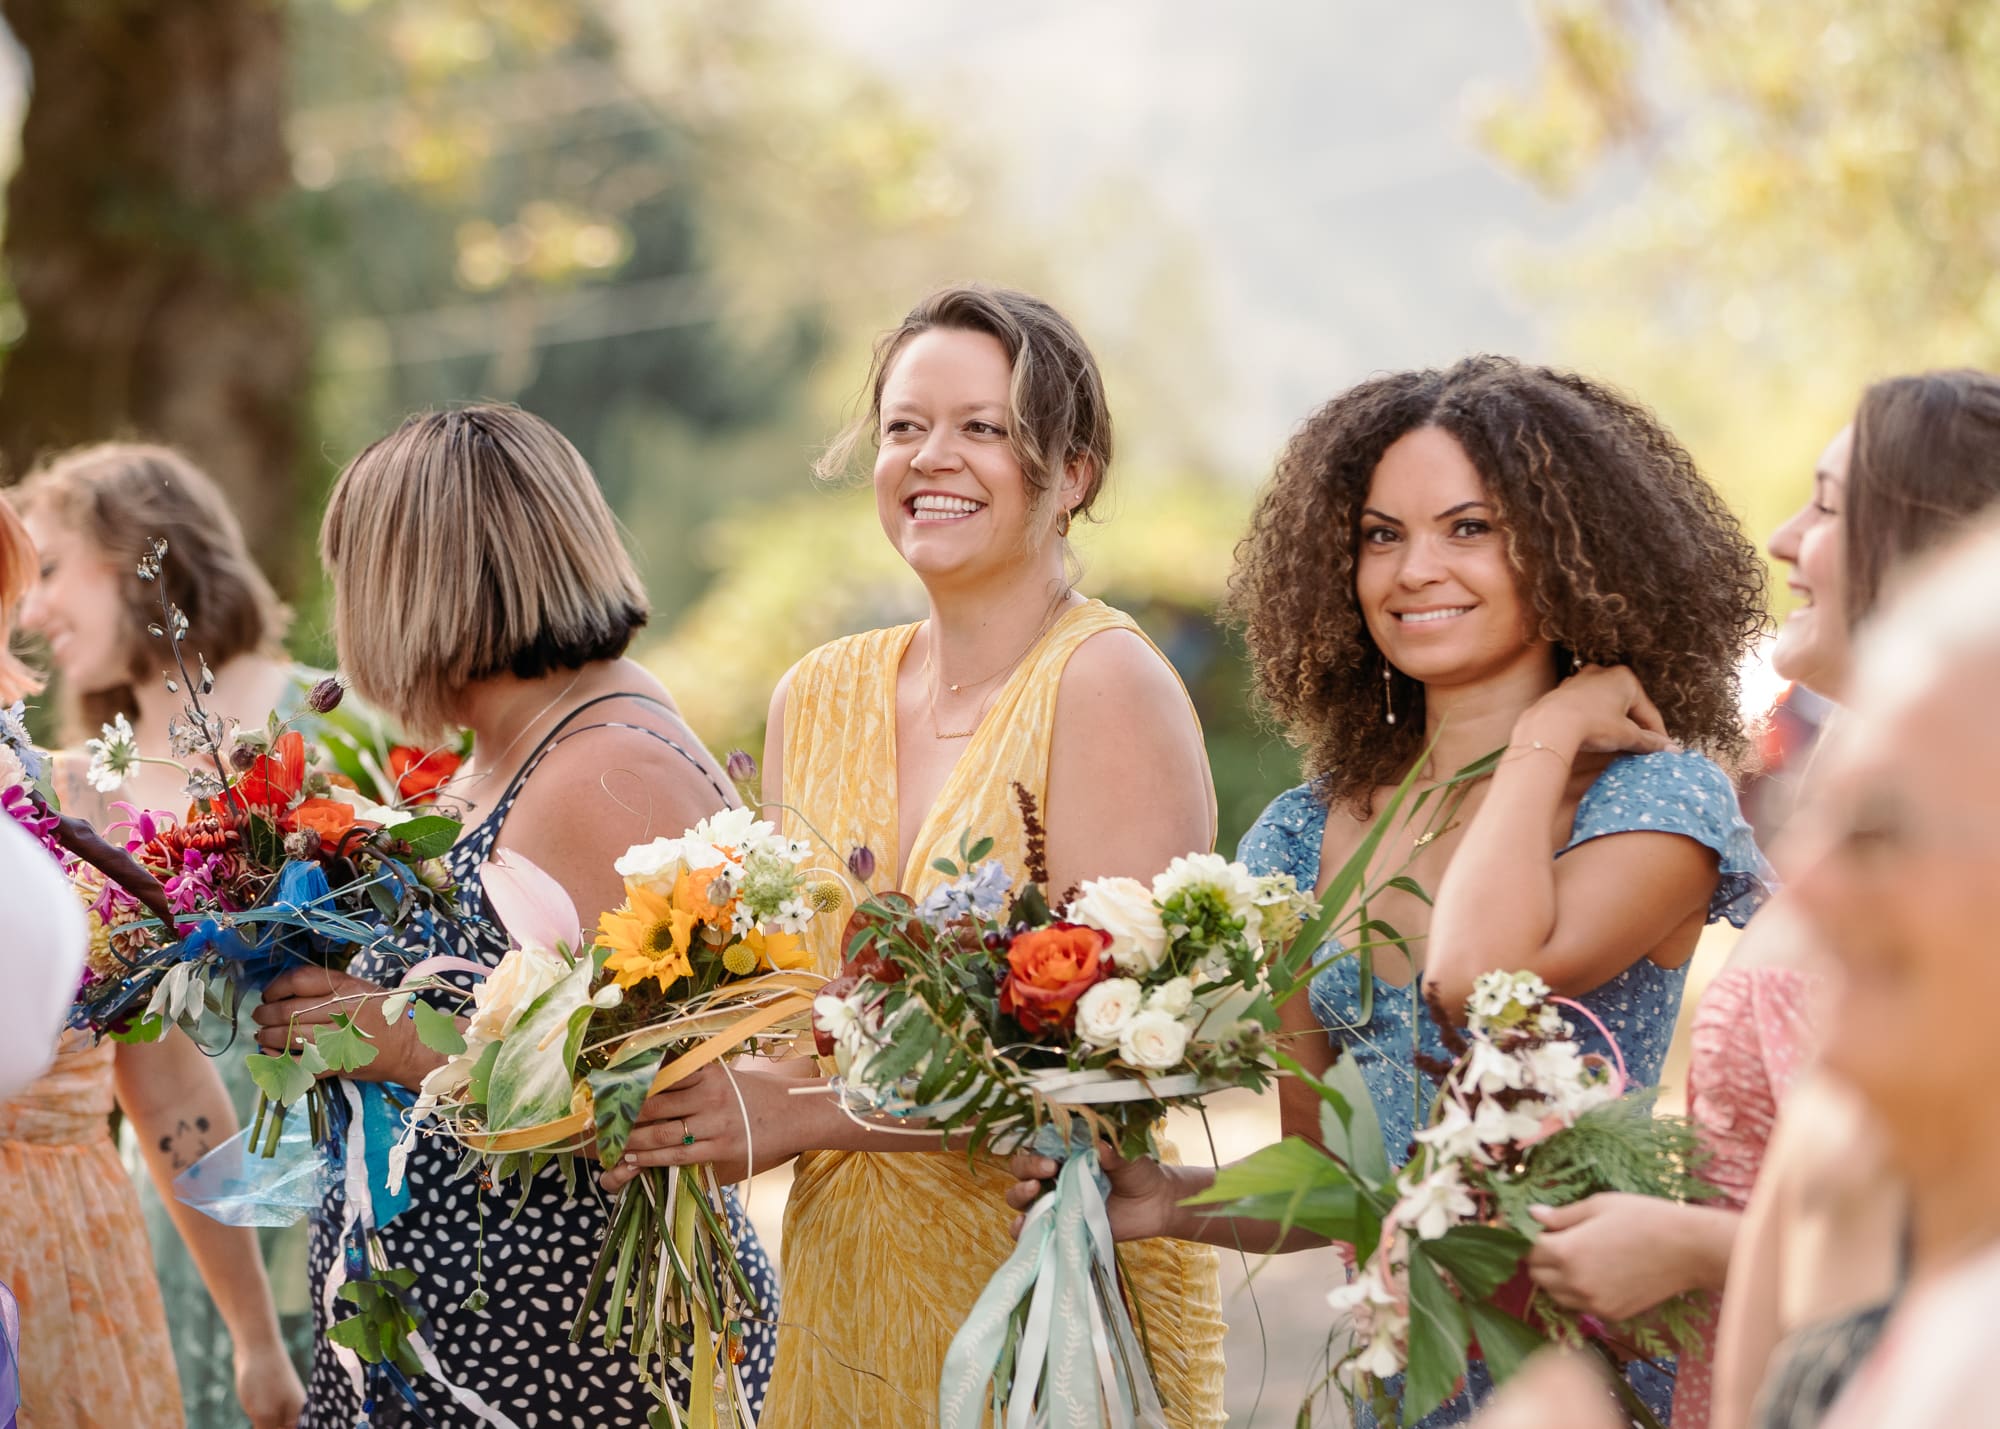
[766,599,1227,1428]
[0,1035,185,1428]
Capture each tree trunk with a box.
[0,0,308,578]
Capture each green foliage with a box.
[247,1045,323,1107]
[1485,1093,1718,1235]
[485,959,596,1130]
[1402,1251,1470,1423]
[1187,1136,1383,1247]
[326,1267,424,1379]
[586,1049,666,1166]
[412,1000,467,1056]
[383,815,460,860]
[315,1013,379,1075]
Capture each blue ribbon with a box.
[938,1126,1167,1429]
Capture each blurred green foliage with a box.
[1478,0,2000,565]
[279,0,1298,850]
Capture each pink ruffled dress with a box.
[1670,966,1815,1428]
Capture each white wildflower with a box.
[1150,853,1262,924]
[1394,1162,1478,1240]
[1461,1036,1530,1096]
[84,713,141,794]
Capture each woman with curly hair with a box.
[1009,355,1773,1425]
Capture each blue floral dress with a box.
[1240,750,1773,1427]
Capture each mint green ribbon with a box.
[939,1132,1167,1429]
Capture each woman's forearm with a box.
[1425,734,1574,1009]
[115,1038,289,1355]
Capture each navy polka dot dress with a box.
[1239,749,1774,1428]
[302,701,778,1428]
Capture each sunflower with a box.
[597,884,696,993]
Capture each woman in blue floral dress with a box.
[1008,357,1772,1425]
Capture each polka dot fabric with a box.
[1238,749,1774,1427]
[302,704,778,1428]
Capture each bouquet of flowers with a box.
[51,542,462,1152]
[1192,970,1714,1428]
[400,805,841,1426]
[812,785,1338,1428]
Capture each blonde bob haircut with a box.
[321,404,648,739]
[0,498,42,704]
[9,443,290,742]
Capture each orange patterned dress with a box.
[765,599,1228,1428]
[0,1034,184,1428]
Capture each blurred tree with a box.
[0,0,310,570]
[1476,0,2000,544]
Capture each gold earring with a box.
[1057,507,1072,538]
[1383,666,1396,726]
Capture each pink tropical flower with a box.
[481,848,582,956]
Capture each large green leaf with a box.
[1272,1048,1391,1190]
[586,1048,666,1165]
[316,1014,379,1074]
[383,814,461,860]
[1423,1224,1531,1301]
[1463,1299,1547,1388]
[247,1049,318,1107]
[1402,1246,1471,1422]
[485,960,596,1130]
[1184,1136,1380,1245]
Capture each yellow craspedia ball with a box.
[721,943,758,977]
[808,880,846,914]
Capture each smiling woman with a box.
[609,284,1229,1426]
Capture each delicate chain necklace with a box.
[925,591,1074,741]
[432,670,585,798]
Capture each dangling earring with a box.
[1383,665,1397,726]
[1057,506,1073,538]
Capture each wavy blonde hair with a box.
[9,444,289,741]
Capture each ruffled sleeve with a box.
[1563,749,1775,928]
[1235,781,1326,885]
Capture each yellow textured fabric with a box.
[766,598,1227,1428]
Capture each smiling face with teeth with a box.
[873,326,1070,588]
[1767,424,1854,699]
[1354,426,1548,690]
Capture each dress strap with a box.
[487,691,731,827]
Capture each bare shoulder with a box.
[504,709,730,857]
[1054,625,1189,718]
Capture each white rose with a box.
[1120,1008,1191,1071]
[1067,877,1169,973]
[613,837,687,893]
[1150,853,1261,924]
[1147,976,1194,1018]
[1074,978,1145,1047]
[465,946,566,1043]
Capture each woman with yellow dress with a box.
[607,284,1229,1425]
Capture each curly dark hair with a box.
[1228,355,1768,812]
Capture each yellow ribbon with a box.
[461,990,817,1155]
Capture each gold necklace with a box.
[925,592,1074,740]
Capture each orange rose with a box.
[388,745,461,805]
[997,923,1110,1038]
[290,796,366,844]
